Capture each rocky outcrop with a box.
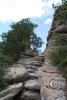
[20,91,40,100]
[38,61,66,100]
[0,54,43,100]
[38,3,67,100]
[4,64,29,84]
[0,83,22,100]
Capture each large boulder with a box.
[24,79,40,91]
[0,83,22,100]
[21,90,40,100]
[4,64,29,84]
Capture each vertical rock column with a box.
[38,6,67,100]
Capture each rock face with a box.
[4,64,29,84]
[38,3,67,100]
[0,83,22,100]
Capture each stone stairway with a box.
[0,55,43,100]
[0,55,66,100]
[38,59,67,100]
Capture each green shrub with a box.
[49,46,67,77]
[49,46,67,65]
[54,34,67,46]
[49,1,67,77]
[64,67,67,77]
[54,1,67,24]
[59,57,67,68]
[0,66,8,90]
[0,80,8,90]
[0,52,15,64]
[0,52,13,90]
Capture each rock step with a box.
[28,73,38,79]
[38,61,66,100]
[20,90,40,100]
[24,79,40,91]
[0,55,43,100]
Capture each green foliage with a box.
[1,19,43,59]
[49,47,67,65]
[30,34,43,52]
[59,57,67,68]
[0,19,43,89]
[49,35,67,77]
[52,33,67,46]
[0,52,13,90]
[0,65,8,90]
[54,1,67,24]
[0,52,14,64]
[0,80,8,90]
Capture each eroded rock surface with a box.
[4,64,29,84]
[21,90,40,100]
[38,60,66,100]
[0,83,22,100]
[24,79,40,91]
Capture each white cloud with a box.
[43,0,61,16]
[44,18,52,24]
[0,0,62,22]
[0,0,45,21]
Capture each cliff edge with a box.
[38,2,67,100]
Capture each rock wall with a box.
[38,3,67,100]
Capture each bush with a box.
[54,1,67,24]
[49,46,67,77]
[54,33,67,46]
[59,57,67,68]
[49,46,67,64]
[0,66,8,90]
[0,80,8,90]
[0,52,15,64]
[0,52,13,90]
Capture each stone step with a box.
[24,79,40,91]
[20,90,40,100]
[29,73,38,79]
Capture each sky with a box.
[0,0,62,51]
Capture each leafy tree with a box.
[1,19,43,59]
[30,34,43,52]
[0,19,43,89]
